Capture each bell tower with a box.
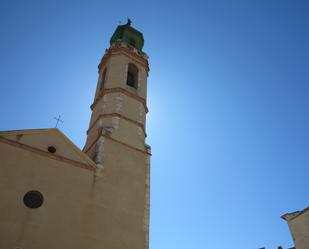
[83,20,151,249]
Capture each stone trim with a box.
[86,113,146,137]
[91,87,148,113]
[0,136,95,172]
[83,133,151,156]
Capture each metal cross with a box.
[54,115,63,128]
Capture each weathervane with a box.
[54,115,63,128]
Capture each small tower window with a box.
[100,68,107,90]
[126,63,138,89]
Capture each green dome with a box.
[110,20,144,51]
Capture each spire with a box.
[110,19,144,51]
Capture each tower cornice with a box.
[98,45,149,74]
[86,112,147,137]
[91,87,149,113]
[83,132,151,156]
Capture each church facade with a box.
[0,21,151,249]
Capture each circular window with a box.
[23,190,44,209]
[47,146,56,154]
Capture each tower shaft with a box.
[83,23,151,249]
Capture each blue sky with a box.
[1,1,309,248]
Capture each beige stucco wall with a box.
[0,135,149,249]
[0,141,94,249]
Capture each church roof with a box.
[0,128,96,170]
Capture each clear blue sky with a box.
[1,1,309,248]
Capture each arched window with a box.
[126,63,138,89]
[100,68,107,90]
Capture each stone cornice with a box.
[91,87,148,113]
[83,133,151,156]
[0,136,95,172]
[87,113,146,137]
[98,46,149,74]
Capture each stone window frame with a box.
[126,63,139,89]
